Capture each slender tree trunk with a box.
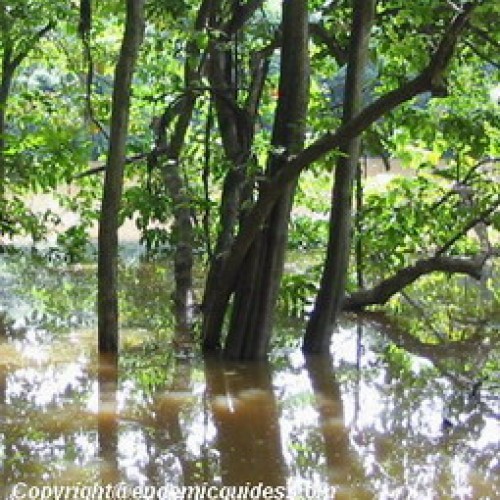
[97,0,145,354]
[303,0,375,354]
[157,91,197,342]
[222,0,309,359]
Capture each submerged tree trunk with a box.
[202,1,272,351]
[155,53,199,344]
[97,0,144,354]
[222,0,309,359]
[303,0,375,354]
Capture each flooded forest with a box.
[1,0,499,499]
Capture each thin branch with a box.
[10,22,55,71]
[400,290,447,341]
[463,40,500,68]
[436,195,500,256]
[468,22,500,50]
[430,157,500,212]
[82,34,110,141]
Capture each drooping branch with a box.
[342,253,488,311]
[9,22,55,71]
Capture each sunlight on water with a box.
[0,254,499,499]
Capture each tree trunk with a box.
[97,0,145,354]
[303,0,375,354]
[223,0,309,360]
[202,3,272,351]
[157,92,197,343]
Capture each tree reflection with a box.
[304,352,370,497]
[204,356,286,487]
[97,353,119,485]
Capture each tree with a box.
[0,2,58,198]
[303,0,376,353]
[201,1,482,357]
[98,0,145,353]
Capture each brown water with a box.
[0,253,499,499]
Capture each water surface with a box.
[0,252,498,499]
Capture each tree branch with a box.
[309,22,348,65]
[436,195,500,256]
[343,253,487,311]
[11,22,55,70]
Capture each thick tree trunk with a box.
[303,0,376,354]
[97,0,144,354]
[222,0,309,359]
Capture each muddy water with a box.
[0,253,499,499]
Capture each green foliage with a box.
[0,195,58,242]
[122,181,172,255]
[279,270,318,318]
[356,170,498,279]
[55,225,90,263]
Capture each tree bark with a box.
[155,33,203,343]
[303,0,375,354]
[222,0,309,359]
[97,0,145,354]
[157,93,196,343]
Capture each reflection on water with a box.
[0,254,499,499]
